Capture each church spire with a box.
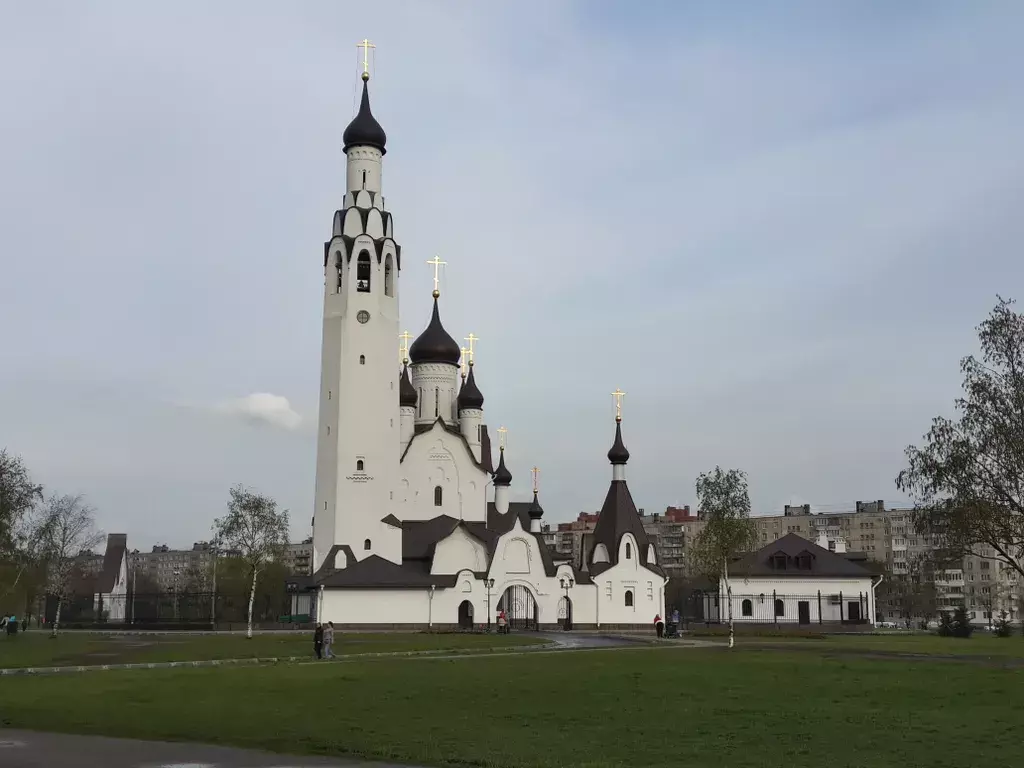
[607,389,630,470]
[342,41,387,155]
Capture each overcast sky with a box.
[2,1,1022,547]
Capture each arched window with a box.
[625,542,632,560]
[435,388,439,418]
[624,590,634,607]
[335,251,343,293]
[434,486,443,506]
[359,355,365,365]
[741,599,753,617]
[384,255,394,297]
[774,599,785,617]
[356,460,364,471]
[363,538,371,551]
[356,251,371,292]
[362,170,367,188]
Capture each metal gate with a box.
[558,596,573,631]
[498,584,538,631]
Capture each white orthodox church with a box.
[293,65,666,630]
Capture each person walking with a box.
[654,613,664,639]
[323,621,335,659]
[313,623,324,660]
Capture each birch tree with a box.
[1,450,44,575]
[214,485,289,638]
[42,494,103,636]
[688,467,757,649]
[897,297,1024,579]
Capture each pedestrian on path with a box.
[323,621,335,659]
[313,623,324,659]
[654,613,664,639]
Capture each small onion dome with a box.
[457,365,484,410]
[493,449,512,487]
[342,77,387,155]
[607,419,630,465]
[528,490,544,520]
[409,296,461,365]
[399,364,417,407]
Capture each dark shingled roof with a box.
[399,364,417,407]
[342,77,387,155]
[587,480,660,576]
[380,514,402,528]
[94,533,127,594]
[730,533,880,578]
[457,365,484,410]
[409,297,460,365]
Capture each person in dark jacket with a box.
[313,623,324,659]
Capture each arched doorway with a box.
[457,600,474,629]
[497,584,538,631]
[558,596,573,631]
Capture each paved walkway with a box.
[0,729,408,768]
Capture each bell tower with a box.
[312,45,402,571]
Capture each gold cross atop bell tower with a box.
[531,466,540,494]
[357,38,375,81]
[426,256,446,298]
[497,425,508,451]
[464,333,479,366]
[611,388,626,422]
[398,330,412,364]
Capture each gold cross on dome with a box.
[531,466,540,494]
[398,330,412,363]
[464,333,479,365]
[497,425,508,451]
[611,388,626,421]
[357,39,376,76]
[426,256,447,295]
[459,346,469,378]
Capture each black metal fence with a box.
[44,591,298,629]
[679,590,873,626]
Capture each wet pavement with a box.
[0,729,408,768]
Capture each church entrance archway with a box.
[497,584,538,631]
[457,600,474,629]
[558,596,573,631]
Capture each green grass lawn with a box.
[1,646,1021,768]
[715,632,1024,657]
[0,631,543,669]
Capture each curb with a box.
[0,642,558,677]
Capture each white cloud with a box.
[217,393,302,431]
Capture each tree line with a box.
[1,458,290,638]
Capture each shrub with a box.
[937,611,954,637]
[993,610,1013,638]
[952,605,974,638]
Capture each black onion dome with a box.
[457,365,484,410]
[528,490,544,519]
[607,419,630,465]
[409,297,461,365]
[399,364,417,407]
[342,78,387,155]
[493,449,512,486]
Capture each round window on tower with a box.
[357,310,370,324]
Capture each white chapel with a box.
[293,62,666,630]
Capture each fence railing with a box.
[679,590,873,626]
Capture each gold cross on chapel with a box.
[497,425,508,451]
[426,256,446,297]
[357,38,375,78]
[398,330,412,363]
[531,466,540,494]
[459,346,470,379]
[464,333,479,365]
[611,388,626,422]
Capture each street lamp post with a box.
[130,554,139,624]
[560,577,574,631]
[209,541,219,631]
[171,570,180,623]
[485,578,495,632]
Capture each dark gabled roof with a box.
[400,417,491,474]
[342,76,387,155]
[319,556,450,589]
[409,296,460,365]
[381,514,402,528]
[401,516,495,562]
[587,480,656,573]
[399,364,417,407]
[730,533,878,578]
[94,533,127,594]
[457,365,484,410]
[487,501,533,534]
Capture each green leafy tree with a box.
[214,485,289,638]
[687,467,757,649]
[1,450,44,575]
[897,298,1024,580]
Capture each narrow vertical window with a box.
[335,251,343,293]
[625,542,632,560]
[362,170,367,188]
[384,255,394,297]
[363,538,371,550]
[434,486,443,506]
[359,355,365,365]
[356,251,371,292]
[328,390,332,400]
[435,388,439,418]
[356,460,364,471]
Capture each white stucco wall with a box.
[397,423,487,522]
[432,526,489,575]
[591,534,667,627]
[719,576,876,624]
